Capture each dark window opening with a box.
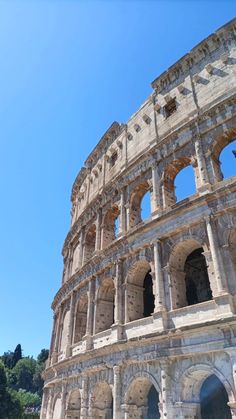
[200,375,231,419]
[164,98,177,118]
[110,151,118,167]
[185,248,212,306]
[147,385,160,419]
[143,271,155,317]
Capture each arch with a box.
[83,224,96,264]
[200,374,232,418]
[169,239,212,309]
[125,374,161,418]
[66,389,81,418]
[180,364,234,403]
[211,128,236,182]
[129,181,150,228]
[73,294,88,343]
[52,395,62,419]
[90,381,113,419]
[126,260,153,322]
[162,157,195,208]
[94,277,115,333]
[102,205,120,248]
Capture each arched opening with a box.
[185,248,212,306]
[102,205,120,248]
[52,396,62,419]
[126,260,153,322]
[175,165,196,202]
[126,377,160,419]
[94,278,115,333]
[220,140,236,180]
[143,271,155,317]
[130,181,150,228]
[91,382,113,419]
[200,375,231,419]
[83,224,96,264]
[73,294,88,343]
[163,157,195,208]
[147,385,160,419]
[141,191,152,221]
[169,239,213,309]
[211,129,236,182]
[66,390,81,419]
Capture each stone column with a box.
[114,260,123,324]
[95,208,102,251]
[86,277,95,347]
[194,136,210,190]
[153,240,165,311]
[151,163,161,214]
[113,366,122,419]
[93,278,99,334]
[125,204,130,232]
[60,385,67,419]
[205,215,227,295]
[119,189,126,235]
[52,308,63,363]
[161,362,173,418]
[81,375,89,419]
[66,291,76,357]
[79,227,85,268]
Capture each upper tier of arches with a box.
[63,122,236,284]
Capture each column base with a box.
[197,182,212,194]
[153,308,168,330]
[214,292,236,315]
[84,334,93,350]
[111,323,125,341]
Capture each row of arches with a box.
[74,136,236,270]
[51,372,232,418]
[57,230,232,355]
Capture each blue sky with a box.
[0,1,235,358]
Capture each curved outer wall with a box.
[41,19,236,419]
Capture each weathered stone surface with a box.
[41,19,236,419]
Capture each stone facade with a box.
[41,19,236,419]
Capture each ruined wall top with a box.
[69,18,236,228]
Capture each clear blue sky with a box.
[0,1,235,358]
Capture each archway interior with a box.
[73,294,88,343]
[143,270,155,317]
[141,191,152,221]
[95,278,115,333]
[218,139,236,181]
[147,385,160,419]
[84,224,96,262]
[200,374,232,419]
[126,378,160,418]
[175,165,196,202]
[66,389,81,419]
[184,248,212,306]
[92,382,113,419]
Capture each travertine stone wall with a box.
[41,19,236,419]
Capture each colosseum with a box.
[41,18,236,419]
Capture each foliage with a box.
[37,349,49,365]
[0,361,22,418]
[0,345,48,417]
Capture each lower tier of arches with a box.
[41,349,236,419]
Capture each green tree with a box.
[1,350,14,369]
[0,362,22,418]
[37,349,49,365]
[13,344,22,367]
[13,358,36,392]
